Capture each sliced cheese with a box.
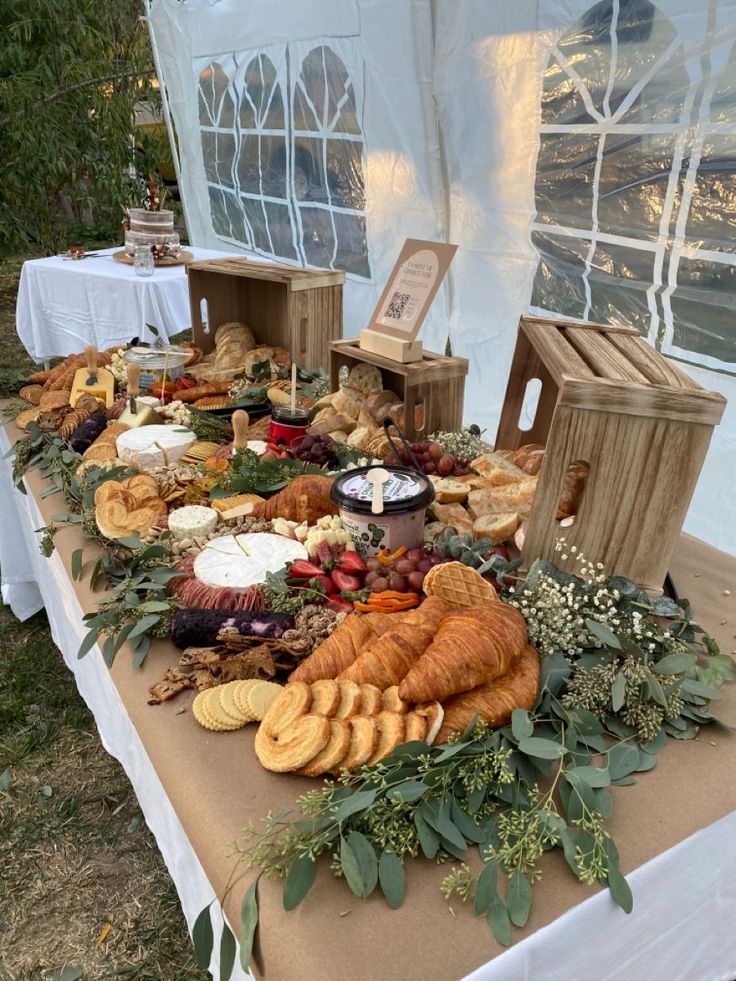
[193,533,307,590]
[116,425,196,469]
[168,505,219,541]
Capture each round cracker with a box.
[192,690,228,732]
[233,679,265,717]
[246,681,283,721]
[201,687,242,730]
[219,681,255,724]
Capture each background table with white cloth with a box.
[15,246,241,362]
[1,419,735,981]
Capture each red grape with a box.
[388,573,408,592]
[406,548,426,564]
[437,454,455,476]
[423,462,437,475]
[416,557,433,574]
[365,571,380,587]
[394,558,417,575]
[371,576,389,593]
[366,557,382,572]
[428,442,443,461]
[407,571,425,591]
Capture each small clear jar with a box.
[133,244,155,277]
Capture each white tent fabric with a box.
[149,0,736,555]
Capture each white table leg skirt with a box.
[0,429,250,981]
[3,425,736,981]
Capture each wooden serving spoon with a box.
[232,409,250,453]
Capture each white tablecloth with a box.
[1,424,735,981]
[15,247,239,362]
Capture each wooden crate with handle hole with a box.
[188,257,344,371]
[330,338,469,440]
[495,316,726,592]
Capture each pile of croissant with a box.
[254,596,541,776]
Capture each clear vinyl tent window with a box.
[196,43,371,279]
[530,0,736,371]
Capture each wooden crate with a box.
[330,338,469,440]
[188,258,345,371]
[495,316,726,592]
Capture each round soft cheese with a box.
[247,440,268,456]
[116,425,196,468]
[193,533,307,590]
[168,505,219,541]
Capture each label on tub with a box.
[340,471,424,505]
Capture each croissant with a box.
[436,644,541,742]
[398,603,527,704]
[289,612,394,683]
[251,475,338,524]
[398,596,455,631]
[336,621,436,689]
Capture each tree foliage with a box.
[0,0,169,254]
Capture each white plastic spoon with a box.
[365,467,390,515]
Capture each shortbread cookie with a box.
[259,682,311,736]
[335,681,362,719]
[255,714,331,772]
[338,715,380,772]
[359,684,382,716]
[295,719,352,777]
[309,679,341,717]
[367,711,406,766]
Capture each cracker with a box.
[233,678,265,717]
[245,681,283,721]
[202,687,243,730]
[219,681,255,724]
[192,688,241,731]
[192,690,225,731]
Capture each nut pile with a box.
[168,515,274,558]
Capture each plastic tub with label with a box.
[330,465,434,557]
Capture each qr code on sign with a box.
[385,291,411,320]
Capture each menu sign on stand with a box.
[359,239,457,363]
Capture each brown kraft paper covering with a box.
[9,420,736,981]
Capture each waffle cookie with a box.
[422,561,498,608]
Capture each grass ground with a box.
[0,253,207,980]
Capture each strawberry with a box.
[326,595,354,615]
[331,569,361,592]
[337,550,367,575]
[313,573,337,596]
[288,559,324,580]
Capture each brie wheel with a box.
[116,425,196,468]
[193,533,307,590]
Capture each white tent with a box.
[149,0,736,555]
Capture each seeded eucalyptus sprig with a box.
[194,710,641,973]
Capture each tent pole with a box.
[140,0,193,244]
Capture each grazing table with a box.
[1,418,735,981]
[15,247,245,362]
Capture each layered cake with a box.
[124,208,175,255]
